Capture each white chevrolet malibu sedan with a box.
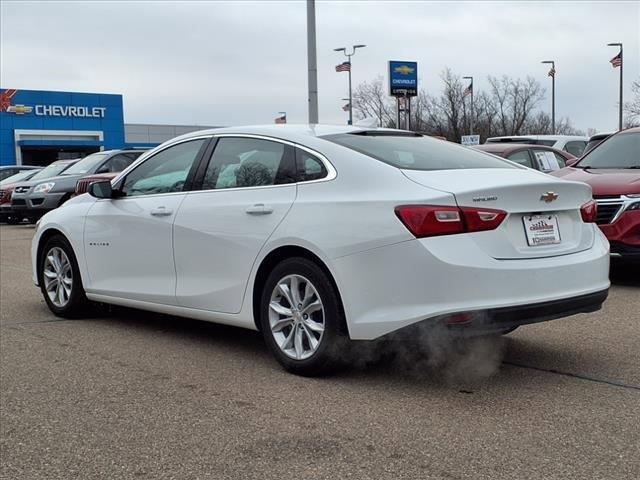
[32,125,610,375]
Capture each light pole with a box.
[541,61,555,134]
[462,76,474,135]
[306,0,318,124]
[334,44,366,125]
[608,42,623,130]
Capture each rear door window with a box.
[296,149,328,182]
[506,150,534,168]
[202,137,296,190]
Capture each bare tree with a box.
[352,76,396,127]
[487,75,545,136]
[624,77,640,127]
[352,69,580,141]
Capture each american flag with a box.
[342,103,350,112]
[610,52,622,68]
[548,66,555,78]
[335,61,351,72]
[463,82,473,97]
[274,115,286,124]
[0,89,17,112]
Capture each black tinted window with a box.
[99,154,137,173]
[506,150,533,168]
[564,141,586,157]
[121,139,206,196]
[324,133,515,171]
[202,138,295,190]
[296,149,327,181]
[579,132,639,169]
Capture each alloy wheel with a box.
[43,247,73,308]
[269,274,325,360]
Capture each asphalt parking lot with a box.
[1,224,638,480]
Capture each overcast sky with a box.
[1,1,638,133]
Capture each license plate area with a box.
[522,214,561,246]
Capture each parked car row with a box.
[551,127,640,259]
[485,135,589,157]
[2,149,147,223]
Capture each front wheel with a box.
[38,234,91,318]
[259,257,350,376]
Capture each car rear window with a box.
[323,132,516,171]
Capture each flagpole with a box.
[463,76,473,135]
[348,63,353,125]
[541,61,555,134]
[608,43,623,130]
[306,0,318,124]
[552,63,555,134]
[334,44,366,126]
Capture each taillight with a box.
[395,205,507,238]
[580,199,597,223]
[460,207,507,232]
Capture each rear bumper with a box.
[420,289,609,337]
[331,228,610,340]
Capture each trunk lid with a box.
[402,168,595,259]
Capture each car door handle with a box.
[245,204,273,215]
[150,207,173,217]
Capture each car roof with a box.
[588,132,614,141]
[173,124,399,143]
[474,143,566,154]
[0,165,41,170]
[486,135,587,141]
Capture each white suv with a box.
[485,135,588,157]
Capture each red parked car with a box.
[74,172,119,196]
[0,168,42,224]
[551,127,640,260]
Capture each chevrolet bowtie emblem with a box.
[540,191,558,203]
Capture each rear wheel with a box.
[259,257,349,376]
[38,235,91,318]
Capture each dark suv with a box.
[11,149,146,221]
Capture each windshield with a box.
[323,133,517,171]
[578,132,639,169]
[0,169,41,186]
[62,153,108,175]
[29,162,75,181]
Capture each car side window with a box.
[506,150,533,168]
[296,149,327,182]
[99,154,137,174]
[202,137,295,190]
[565,141,586,157]
[552,152,567,168]
[120,139,206,197]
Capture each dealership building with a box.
[0,88,218,166]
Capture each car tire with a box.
[38,234,91,318]
[259,257,350,376]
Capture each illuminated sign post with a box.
[389,61,417,130]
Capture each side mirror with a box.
[88,180,113,199]
[565,158,579,167]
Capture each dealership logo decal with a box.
[394,65,415,75]
[1,88,106,118]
